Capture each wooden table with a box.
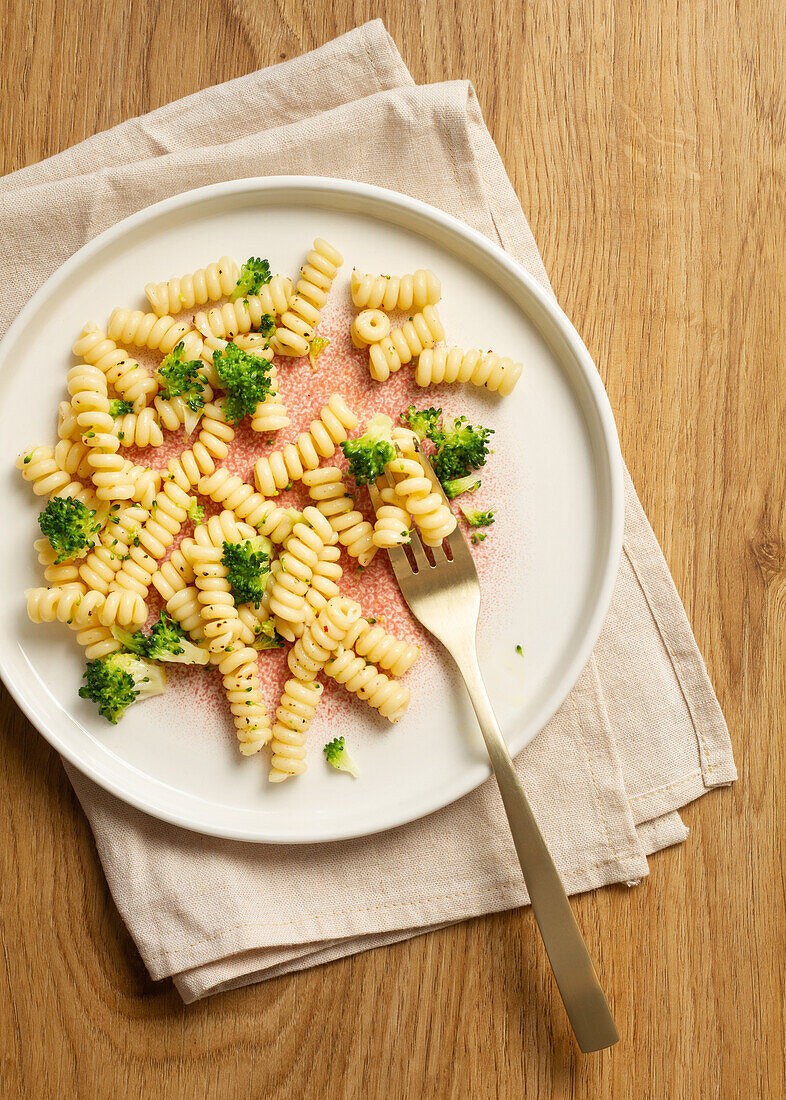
[1,3,782,1096]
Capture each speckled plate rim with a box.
[0,176,623,843]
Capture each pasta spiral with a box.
[367,306,445,382]
[414,346,522,396]
[107,308,204,361]
[53,439,92,481]
[79,504,149,593]
[371,484,411,549]
[253,394,357,496]
[250,366,290,434]
[31,579,145,632]
[212,645,270,755]
[351,268,441,312]
[268,679,322,781]
[304,543,342,616]
[389,452,456,547]
[106,471,200,605]
[193,276,294,339]
[342,617,420,677]
[66,362,135,502]
[150,540,195,602]
[16,446,92,501]
[350,309,390,348]
[267,506,337,640]
[35,537,81,586]
[113,407,164,449]
[164,400,236,491]
[197,469,299,544]
[25,583,105,627]
[272,238,343,358]
[184,514,257,652]
[145,256,240,316]
[57,400,80,441]
[301,466,377,566]
[186,542,239,653]
[324,648,411,722]
[286,596,361,682]
[164,585,206,640]
[72,324,159,409]
[71,623,122,660]
[97,588,148,628]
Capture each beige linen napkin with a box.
[1,22,735,1002]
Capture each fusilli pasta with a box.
[212,644,271,755]
[367,305,445,382]
[350,309,391,347]
[371,484,411,549]
[145,256,240,316]
[414,346,522,395]
[66,361,136,502]
[304,543,342,616]
[250,366,290,434]
[113,407,164,449]
[324,647,411,722]
[271,238,343,357]
[268,679,322,781]
[72,324,159,409]
[196,468,300,543]
[342,617,420,677]
[164,399,235,491]
[389,448,457,548]
[253,394,357,496]
[16,446,93,502]
[34,537,82,586]
[194,276,294,339]
[351,268,441,312]
[267,506,337,640]
[78,504,149,593]
[107,308,204,361]
[301,466,376,566]
[25,583,104,627]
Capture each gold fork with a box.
[368,443,619,1052]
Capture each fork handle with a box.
[456,650,619,1052]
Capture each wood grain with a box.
[1,1,783,1096]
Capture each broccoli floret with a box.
[230,257,272,301]
[111,612,209,665]
[340,413,396,485]
[458,502,495,526]
[308,336,330,370]
[323,736,360,778]
[187,497,205,524]
[442,474,481,500]
[251,617,286,650]
[212,343,273,425]
[156,343,207,412]
[108,625,149,657]
[401,405,442,442]
[431,415,494,482]
[221,536,272,606]
[253,313,276,338]
[471,532,487,545]
[78,653,167,723]
[109,398,135,417]
[38,496,102,562]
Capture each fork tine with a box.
[407,524,432,572]
[368,474,416,579]
[411,442,477,568]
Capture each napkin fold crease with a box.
[1,20,735,1002]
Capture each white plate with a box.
[0,177,622,843]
